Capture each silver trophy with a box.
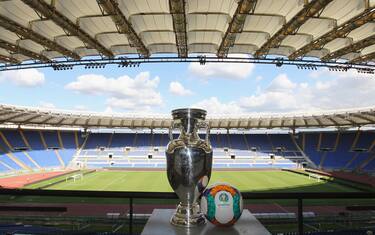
[166,108,213,227]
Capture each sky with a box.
[0,57,375,116]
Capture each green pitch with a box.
[40,170,361,193]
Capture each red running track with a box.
[0,171,71,188]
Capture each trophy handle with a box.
[169,121,180,141]
[197,121,210,144]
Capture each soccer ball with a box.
[200,183,243,226]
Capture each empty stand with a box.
[0,129,373,173]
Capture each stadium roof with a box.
[0,0,375,66]
[1,104,375,129]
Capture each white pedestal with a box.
[141,209,271,235]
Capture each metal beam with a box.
[217,0,257,57]
[350,113,375,123]
[34,115,55,124]
[322,34,375,61]
[0,54,19,64]
[289,7,375,60]
[0,112,25,123]
[20,113,42,124]
[0,15,79,60]
[280,118,286,128]
[22,0,113,58]
[351,51,375,64]
[0,110,14,116]
[97,0,149,57]
[54,117,66,126]
[0,39,50,62]
[72,118,80,126]
[109,118,114,128]
[292,118,297,128]
[302,118,308,127]
[336,114,357,126]
[313,116,324,127]
[254,0,333,58]
[325,116,339,126]
[169,0,187,57]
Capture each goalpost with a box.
[66,173,83,182]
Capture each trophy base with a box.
[170,202,206,227]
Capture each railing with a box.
[0,188,374,235]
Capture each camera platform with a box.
[141,209,271,235]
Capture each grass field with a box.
[10,170,374,235]
[11,170,373,206]
[30,170,362,193]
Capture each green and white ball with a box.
[200,183,243,226]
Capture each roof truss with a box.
[289,7,375,60]
[254,0,333,58]
[322,34,375,61]
[169,0,187,57]
[97,0,149,57]
[22,0,113,58]
[0,15,79,60]
[217,0,257,57]
[0,54,19,64]
[351,51,375,64]
[0,39,50,62]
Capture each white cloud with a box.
[74,105,88,111]
[191,70,375,114]
[39,101,56,109]
[267,74,297,92]
[65,72,162,111]
[188,55,255,80]
[104,106,113,114]
[237,69,375,112]
[0,69,45,87]
[255,76,263,82]
[169,81,193,96]
[191,97,244,115]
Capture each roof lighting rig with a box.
[296,64,318,70]
[84,63,106,69]
[118,59,141,67]
[52,64,73,70]
[356,67,375,74]
[328,66,349,72]
[0,56,374,74]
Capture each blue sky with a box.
[0,58,375,115]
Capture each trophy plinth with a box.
[166,108,213,227]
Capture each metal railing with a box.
[0,188,374,234]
